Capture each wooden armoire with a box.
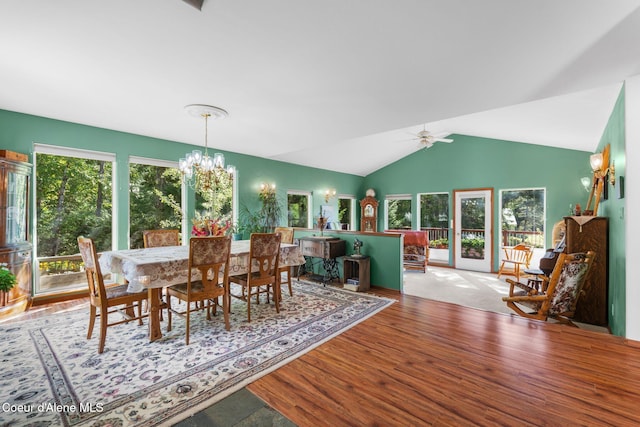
[564,216,608,326]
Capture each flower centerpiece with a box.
[191,212,231,237]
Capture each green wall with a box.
[595,88,626,336]
[363,134,591,270]
[0,109,364,250]
[1,105,626,325]
[293,229,403,290]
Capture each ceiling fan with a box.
[408,126,453,149]
[182,0,204,10]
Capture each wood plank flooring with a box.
[5,289,640,426]
[248,288,640,427]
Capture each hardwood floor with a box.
[248,288,640,426]
[5,290,640,426]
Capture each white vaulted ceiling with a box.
[1,1,639,176]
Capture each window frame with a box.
[128,156,184,248]
[384,194,413,230]
[33,143,117,295]
[287,190,312,228]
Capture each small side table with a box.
[342,255,370,292]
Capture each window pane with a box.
[129,163,183,248]
[338,198,352,230]
[387,199,412,230]
[420,193,449,249]
[35,152,113,294]
[500,189,545,248]
[288,194,309,228]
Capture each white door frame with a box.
[454,188,493,272]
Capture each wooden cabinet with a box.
[0,154,32,319]
[298,236,346,284]
[343,256,370,292]
[564,216,608,326]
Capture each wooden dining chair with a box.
[78,236,148,354]
[497,243,533,281]
[502,251,595,325]
[230,232,282,322]
[274,226,294,297]
[166,235,232,345]
[142,229,179,319]
[143,229,180,248]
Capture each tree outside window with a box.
[500,189,545,248]
[129,163,182,248]
[35,150,114,294]
[386,198,412,230]
[288,193,309,228]
[420,193,449,248]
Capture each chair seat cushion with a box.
[169,280,212,295]
[106,284,146,299]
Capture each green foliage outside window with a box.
[288,194,308,228]
[129,164,183,248]
[387,199,411,230]
[36,153,113,255]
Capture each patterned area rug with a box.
[0,281,393,426]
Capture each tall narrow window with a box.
[338,196,355,230]
[418,192,450,264]
[129,157,182,249]
[499,188,545,248]
[418,192,450,248]
[34,144,115,295]
[287,191,311,228]
[385,195,412,230]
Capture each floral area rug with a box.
[0,281,393,426]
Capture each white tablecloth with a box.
[99,240,305,292]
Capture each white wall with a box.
[625,75,640,341]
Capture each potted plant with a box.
[0,263,17,306]
[230,223,243,241]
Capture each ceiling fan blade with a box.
[182,0,204,10]
[435,138,454,143]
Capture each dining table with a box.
[99,240,305,342]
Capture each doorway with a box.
[454,189,493,272]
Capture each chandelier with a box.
[179,104,235,193]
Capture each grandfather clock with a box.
[360,189,378,232]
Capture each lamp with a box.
[324,188,336,203]
[590,153,615,186]
[584,144,614,216]
[580,176,592,192]
[259,183,276,197]
[179,104,235,193]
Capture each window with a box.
[385,194,412,230]
[34,144,115,295]
[338,196,356,230]
[287,191,311,228]
[129,157,183,249]
[418,192,450,250]
[499,188,545,248]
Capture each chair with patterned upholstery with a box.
[166,235,232,345]
[502,251,595,325]
[230,232,282,322]
[142,229,180,318]
[78,236,148,354]
[143,229,180,248]
[274,226,294,297]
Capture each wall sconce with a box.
[259,183,276,198]
[580,176,592,192]
[590,152,615,185]
[324,188,336,203]
[585,144,613,216]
